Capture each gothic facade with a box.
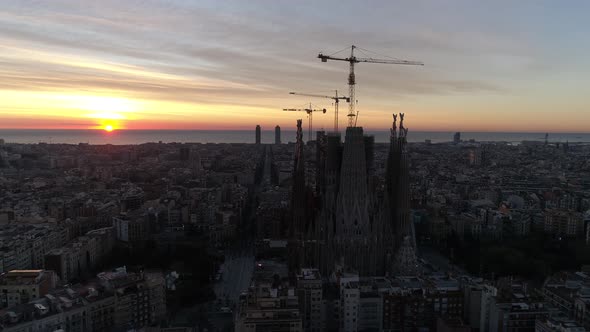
[288,113,418,277]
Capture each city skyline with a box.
[2,2,590,330]
[1,1,589,132]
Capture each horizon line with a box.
[0,128,587,134]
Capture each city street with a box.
[214,247,255,307]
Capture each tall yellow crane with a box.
[318,45,423,127]
[283,103,327,142]
[289,91,350,133]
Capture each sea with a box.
[0,129,588,145]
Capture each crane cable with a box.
[355,46,407,62]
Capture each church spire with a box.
[391,113,398,140]
[289,119,308,272]
[294,119,304,174]
[386,113,417,275]
[399,112,408,140]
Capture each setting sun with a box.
[104,124,114,132]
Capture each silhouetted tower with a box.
[364,135,375,184]
[391,114,412,240]
[325,134,343,199]
[255,125,261,144]
[333,126,376,275]
[289,119,307,272]
[275,125,281,144]
[311,113,421,277]
[545,133,549,146]
[316,131,327,196]
[319,133,342,276]
[386,113,418,275]
[453,132,461,144]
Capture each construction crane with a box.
[318,45,423,127]
[289,91,350,133]
[283,103,327,142]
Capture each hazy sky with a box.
[0,0,588,132]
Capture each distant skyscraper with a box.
[255,125,261,144]
[453,131,461,144]
[545,133,549,145]
[275,125,281,144]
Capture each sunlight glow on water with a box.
[0,130,587,145]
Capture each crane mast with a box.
[318,45,424,127]
[289,91,349,133]
[348,48,356,128]
[283,103,327,142]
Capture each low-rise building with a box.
[44,228,114,283]
[113,212,151,244]
[0,270,57,308]
[488,280,549,332]
[545,210,584,238]
[536,315,585,332]
[0,284,115,332]
[296,268,324,332]
[98,267,166,329]
[462,278,497,332]
[236,260,302,332]
[383,275,464,331]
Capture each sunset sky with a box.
[0,0,588,132]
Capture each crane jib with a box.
[318,45,423,127]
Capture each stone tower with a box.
[288,119,307,272]
[386,113,417,275]
[332,127,376,276]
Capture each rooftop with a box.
[297,268,321,281]
[5,270,43,276]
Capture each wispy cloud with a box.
[0,0,587,130]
